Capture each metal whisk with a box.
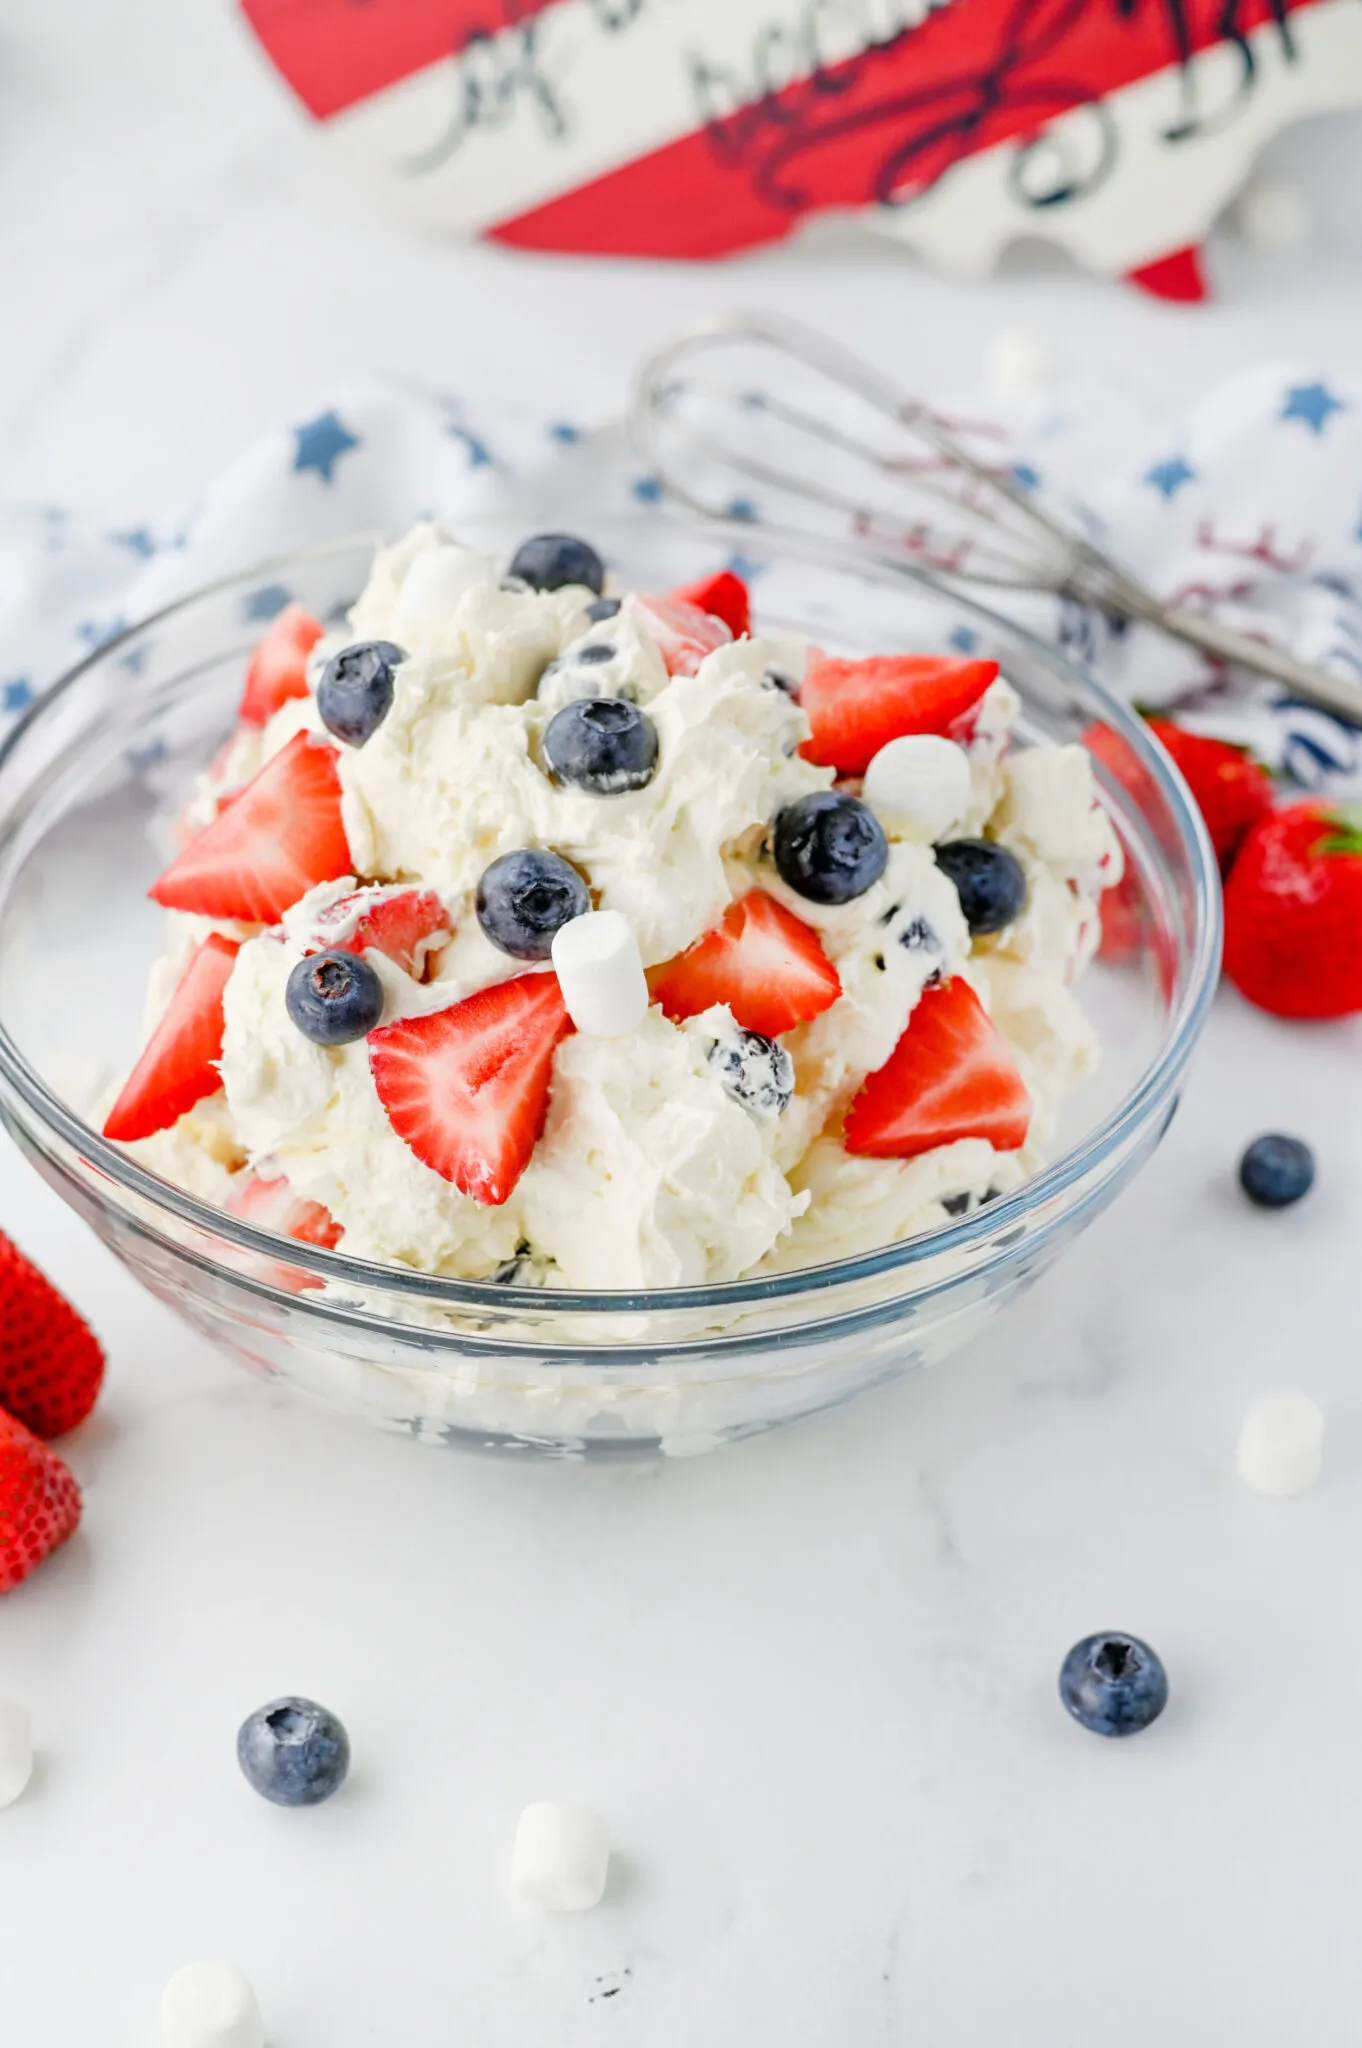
[630,312,1362,727]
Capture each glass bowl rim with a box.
[0,528,1222,1316]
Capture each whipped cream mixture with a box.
[116,525,1122,1293]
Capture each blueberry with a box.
[476,849,590,959]
[1239,1133,1315,1208]
[1059,1633,1168,1738]
[285,949,385,1044]
[317,639,404,747]
[708,1029,794,1117]
[544,698,659,795]
[574,641,615,665]
[237,1696,350,1806]
[934,838,1027,935]
[772,791,888,905]
[509,533,605,595]
[585,596,621,622]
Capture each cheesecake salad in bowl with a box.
[0,525,1218,1453]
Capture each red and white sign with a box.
[241,0,1362,297]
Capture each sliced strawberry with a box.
[149,732,352,925]
[843,978,1031,1159]
[653,891,841,1037]
[800,652,999,775]
[666,570,751,639]
[624,592,733,677]
[103,934,239,1143]
[304,885,451,978]
[225,1171,344,1248]
[239,603,325,727]
[369,972,572,1205]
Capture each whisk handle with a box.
[1122,595,1362,727]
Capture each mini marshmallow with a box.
[1235,1390,1324,1497]
[1233,173,1312,255]
[511,1801,611,1911]
[552,911,649,1036]
[391,544,495,639]
[984,328,1055,404]
[160,1962,264,2048]
[0,1699,32,1808]
[862,734,972,841]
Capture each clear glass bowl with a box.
[0,527,1219,1457]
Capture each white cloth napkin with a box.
[2,362,1359,794]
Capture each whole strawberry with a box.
[0,1232,105,1437]
[0,1410,81,1594]
[1145,719,1274,876]
[1224,803,1362,1018]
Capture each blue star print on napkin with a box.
[1280,382,1346,435]
[1144,456,1196,500]
[293,410,361,483]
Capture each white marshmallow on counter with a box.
[0,1699,32,1808]
[552,911,649,1036]
[390,544,496,640]
[1235,1390,1324,1497]
[511,1801,611,1911]
[862,734,971,842]
[160,1961,264,2048]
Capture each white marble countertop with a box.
[3,5,1362,2042]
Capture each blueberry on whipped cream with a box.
[543,698,660,795]
[510,531,605,595]
[316,639,405,748]
[285,949,385,1045]
[476,849,590,961]
[773,791,888,905]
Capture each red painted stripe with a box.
[240,0,557,121]
[487,0,1324,257]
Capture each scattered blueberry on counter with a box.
[285,950,386,1045]
[544,697,660,794]
[509,532,606,595]
[933,838,1027,935]
[1238,1133,1315,1209]
[1059,1633,1168,1737]
[316,639,404,747]
[773,791,888,905]
[476,849,591,960]
[237,1697,350,1807]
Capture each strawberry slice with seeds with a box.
[239,603,325,727]
[369,972,572,1206]
[149,732,352,924]
[666,570,751,639]
[103,933,240,1142]
[225,1171,344,1248]
[800,652,999,775]
[305,885,451,978]
[843,977,1031,1158]
[624,592,733,677]
[653,890,841,1037]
